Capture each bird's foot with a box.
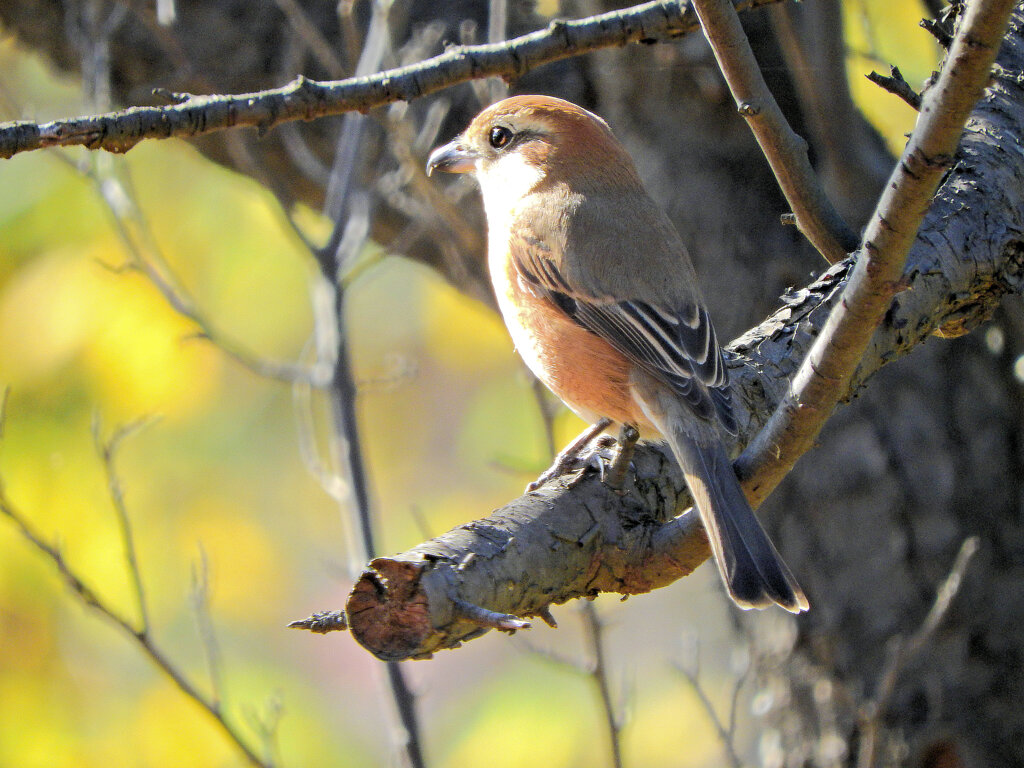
[527,417,613,491]
[604,424,640,491]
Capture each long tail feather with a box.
[673,434,808,612]
[636,384,808,613]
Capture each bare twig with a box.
[528,377,559,460]
[866,66,923,110]
[0,0,786,160]
[736,0,1016,509]
[380,99,485,273]
[692,0,859,263]
[288,610,348,633]
[0,417,273,768]
[857,536,980,768]
[272,0,348,79]
[922,17,955,48]
[245,693,285,768]
[85,161,319,386]
[337,0,362,74]
[487,0,511,104]
[92,413,155,634]
[191,546,226,709]
[293,366,351,504]
[452,597,532,631]
[769,0,893,223]
[297,4,426,764]
[278,122,333,186]
[520,384,625,768]
[155,0,176,26]
[675,659,744,768]
[581,603,624,768]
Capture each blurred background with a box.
[2,0,1005,766]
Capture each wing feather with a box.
[510,231,737,435]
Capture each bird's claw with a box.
[527,432,627,492]
[526,418,613,491]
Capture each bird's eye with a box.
[489,126,513,149]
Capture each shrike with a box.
[428,95,807,613]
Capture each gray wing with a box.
[510,230,737,435]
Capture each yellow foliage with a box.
[441,667,596,768]
[177,498,291,621]
[843,0,941,153]
[420,274,512,374]
[0,671,80,768]
[131,686,237,767]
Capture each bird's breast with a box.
[488,239,655,431]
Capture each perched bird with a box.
[427,95,807,613]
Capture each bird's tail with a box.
[636,387,808,613]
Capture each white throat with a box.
[476,152,545,241]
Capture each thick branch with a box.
[331,2,1024,661]
[0,0,781,160]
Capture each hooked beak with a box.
[426,139,478,176]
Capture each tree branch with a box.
[769,0,894,225]
[314,0,1024,661]
[737,0,1016,508]
[692,0,860,262]
[0,0,783,160]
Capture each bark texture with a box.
[5,0,1023,765]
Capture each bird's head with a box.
[426,95,640,205]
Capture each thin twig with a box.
[487,0,510,104]
[922,16,955,48]
[191,545,226,709]
[0,0,787,160]
[302,3,426,764]
[531,374,624,768]
[866,66,923,110]
[692,0,859,263]
[337,0,362,74]
[92,413,154,634]
[674,635,745,768]
[381,99,484,258]
[857,536,980,768]
[581,602,624,768]
[272,0,348,79]
[245,693,285,768]
[452,597,531,631]
[83,160,319,385]
[769,0,893,223]
[0,420,272,767]
[530,376,559,461]
[737,0,1017,508]
[288,610,348,633]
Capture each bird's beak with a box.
[426,139,478,176]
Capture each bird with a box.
[426,94,808,613]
